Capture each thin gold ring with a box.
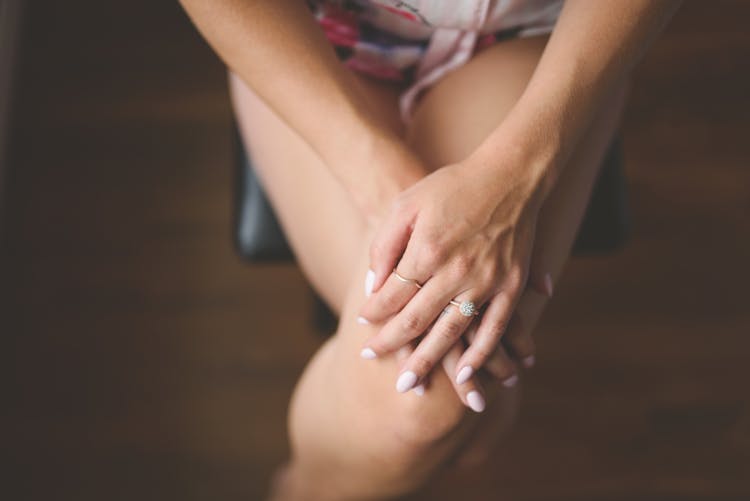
[392,268,422,289]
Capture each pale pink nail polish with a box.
[503,374,519,387]
[360,348,377,360]
[396,371,418,393]
[356,316,369,325]
[456,365,473,385]
[364,269,375,297]
[413,384,425,396]
[543,273,554,296]
[467,391,485,412]
[522,355,535,368]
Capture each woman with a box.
[179,1,682,499]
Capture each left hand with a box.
[357,154,549,394]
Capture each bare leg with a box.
[231,33,629,500]
[228,70,406,317]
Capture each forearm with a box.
[179,0,422,215]
[471,0,683,201]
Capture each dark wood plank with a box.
[2,1,749,499]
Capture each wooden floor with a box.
[2,1,749,500]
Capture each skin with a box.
[179,0,683,498]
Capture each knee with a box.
[334,381,470,496]
[376,372,474,460]
[358,377,519,499]
[382,373,521,463]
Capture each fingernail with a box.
[503,374,519,387]
[360,347,377,360]
[364,269,375,297]
[467,391,485,412]
[396,370,418,393]
[522,355,535,369]
[456,365,473,385]
[413,384,425,396]
[543,272,554,296]
[356,316,369,325]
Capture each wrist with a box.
[338,128,428,223]
[468,113,564,208]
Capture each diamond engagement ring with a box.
[449,299,479,317]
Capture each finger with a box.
[455,290,519,387]
[442,341,486,413]
[452,367,521,469]
[527,269,554,297]
[395,289,482,392]
[394,340,428,396]
[367,200,417,295]
[360,225,445,323]
[358,266,423,324]
[464,319,519,387]
[483,345,520,386]
[360,270,458,358]
[501,306,537,369]
[524,226,552,297]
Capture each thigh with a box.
[406,34,552,164]
[228,70,406,316]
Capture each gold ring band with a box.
[392,268,422,288]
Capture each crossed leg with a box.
[230,33,629,500]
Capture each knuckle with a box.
[400,312,424,336]
[420,240,447,269]
[485,319,508,338]
[481,261,500,284]
[379,287,403,310]
[408,353,433,376]
[506,266,525,292]
[435,318,464,343]
[434,328,457,345]
[392,193,410,213]
[472,344,496,363]
[451,253,474,278]
[476,272,497,295]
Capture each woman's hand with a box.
[357,151,550,398]
[354,138,552,410]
